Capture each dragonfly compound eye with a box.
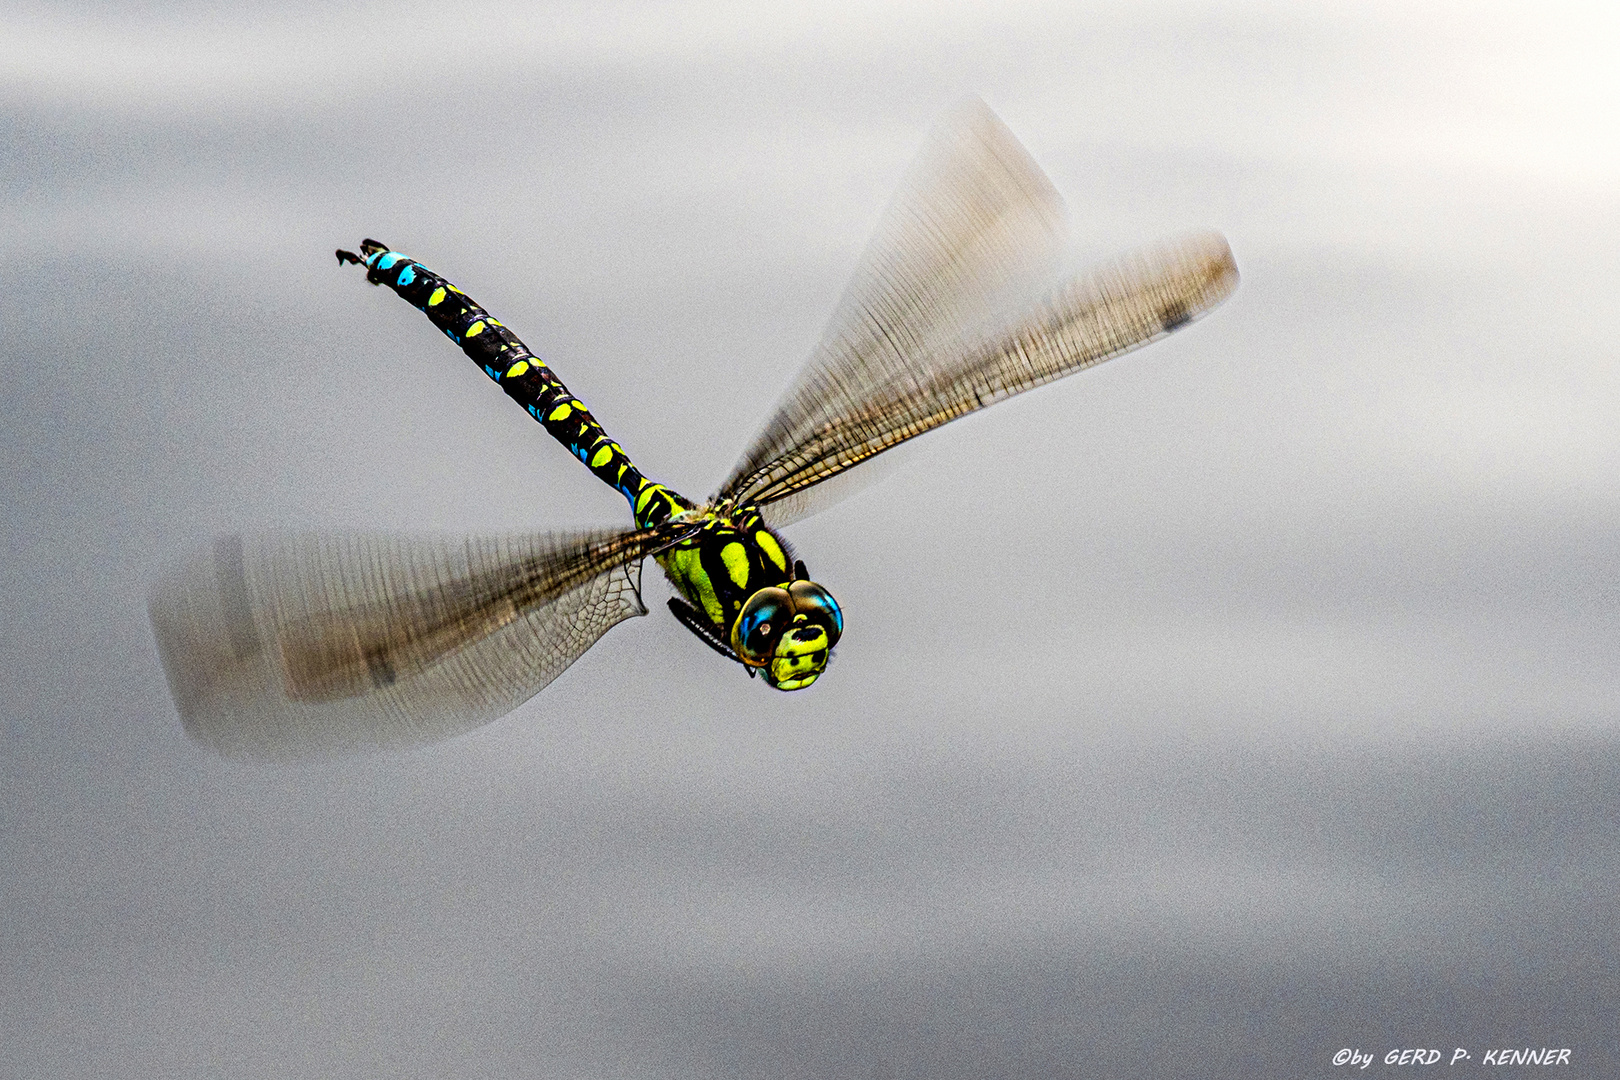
[787,581,843,647]
[732,587,794,666]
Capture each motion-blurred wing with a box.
[718,100,1239,526]
[148,524,686,756]
[719,98,1067,522]
[725,232,1239,523]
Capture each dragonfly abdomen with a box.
[338,240,689,528]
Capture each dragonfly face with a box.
[732,580,844,690]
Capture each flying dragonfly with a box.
[149,100,1239,755]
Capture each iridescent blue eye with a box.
[733,581,842,673]
[788,581,843,646]
[732,587,793,666]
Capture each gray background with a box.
[3,1,1618,1077]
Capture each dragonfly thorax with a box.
[656,504,841,690]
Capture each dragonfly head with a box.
[730,571,843,691]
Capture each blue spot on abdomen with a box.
[397,265,416,286]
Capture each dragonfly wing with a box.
[718,99,1239,526]
[729,231,1239,522]
[718,97,1067,520]
[148,524,686,756]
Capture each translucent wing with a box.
[718,101,1239,525]
[719,97,1067,522]
[725,232,1239,522]
[148,523,689,756]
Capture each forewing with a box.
[719,97,1067,517]
[727,232,1239,522]
[148,524,685,756]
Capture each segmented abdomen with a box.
[349,241,689,529]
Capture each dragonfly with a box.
[149,99,1238,755]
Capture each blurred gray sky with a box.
[3,1,1618,1077]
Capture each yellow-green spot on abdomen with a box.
[755,531,787,572]
[721,543,750,588]
[505,360,530,378]
[428,287,447,306]
[590,445,612,468]
[466,320,486,337]
[549,402,573,422]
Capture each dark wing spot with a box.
[1160,301,1192,332]
[366,650,397,688]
